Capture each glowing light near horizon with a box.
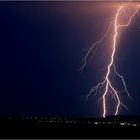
[80,3,140,118]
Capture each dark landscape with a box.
[0,115,140,138]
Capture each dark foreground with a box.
[0,116,140,138]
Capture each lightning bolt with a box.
[81,3,140,118]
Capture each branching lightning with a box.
[81,3,140,118]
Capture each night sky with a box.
[0,1,140,118]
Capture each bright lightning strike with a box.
[81,3,140,118]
